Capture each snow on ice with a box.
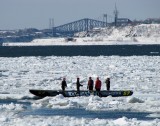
[0,56,160,126]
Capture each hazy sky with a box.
[0,0,160,30]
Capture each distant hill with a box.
[2,24,160,46]
[75,24,160,42]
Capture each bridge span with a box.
[52,18,106,37]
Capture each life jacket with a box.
[95,80,101,89]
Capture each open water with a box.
[0,45,160,57]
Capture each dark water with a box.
[23,108,156,120]
[0,45,160,57]
[0,99,158,120]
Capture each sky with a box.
[0,0,160,30]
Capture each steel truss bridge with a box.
[52,18,106,37]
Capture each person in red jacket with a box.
[95,77,102,91]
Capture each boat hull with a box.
[29,90,133,97]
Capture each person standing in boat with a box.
[76,77,83,92]
[87,77,94,92]
[105,78,110,91]
[61,78,67,91]
[95,77,102,92]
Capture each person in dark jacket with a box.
[87,77,94,91]
[76,77,83,92]
[61,78,67,91]
[95,77,102,91]
[105,78,110,91]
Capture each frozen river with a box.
[0,54,160,125]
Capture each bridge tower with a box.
[103,14,108,27]
[114,3,119,26]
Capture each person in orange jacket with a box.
[95,77,102,91]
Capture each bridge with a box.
[52,18,106,37]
